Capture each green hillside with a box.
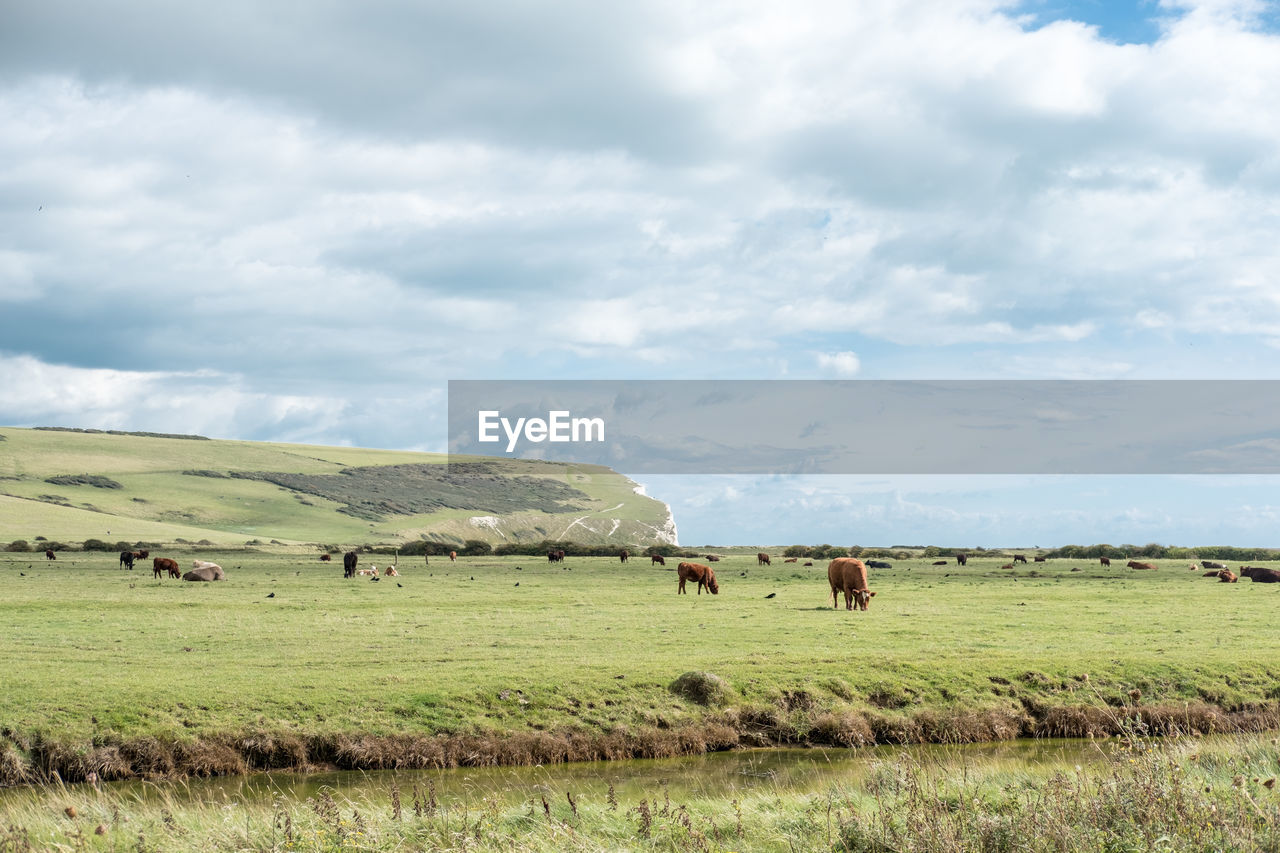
[0,427,678,547]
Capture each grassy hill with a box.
[0,427,677,547]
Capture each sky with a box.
[4,0,1280,546]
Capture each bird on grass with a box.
[266,592,275,598]
[397,583,403,588]
[514,581,520,587]
[765,592,776,599]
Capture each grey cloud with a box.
[0,0,713,160]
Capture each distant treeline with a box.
[378,540,696,558]
[1044,543,1280,561]
[34,427,211,440]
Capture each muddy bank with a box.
[4,698,1279,788]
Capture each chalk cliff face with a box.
[462,480,678,546]
[631,482,679,545]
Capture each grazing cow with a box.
[1241,566,1280,583]
[932,560,948,566]
[619,550,629,563]
[956,554,967,566]
[1202,561,1227,570]
[343,551,358,578]
[677,562,719,595]
[784,557,798,563]
[320,554,332,562]
[119,551,135,570]
[866,560,892,569]
[450,551,457,562]
[757,552,771,566]
[1013,554,1028,564]
[1033,556,1046,563]
[1100,557,1111,567]
[651,554,666,566]
[828,557,876,611]
[153,557,180,579]
[138,550,149,559]
[45,549,55,561]
[183,565,224,581]
[1127,560,1158,571]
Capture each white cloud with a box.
[815,350,861,376]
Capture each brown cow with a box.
[1127,560,1158,571]
[757,552,771,566]
[320,554,332,562]
[1241,566,1280,583]
[784,557,798,563]
[1203,569,1237,582]
[1000,563,1014,570]
[828,557,876,611]
[1013,554,1027,564]
[803,561,813,566]
[651,554,666,566]
[450,551,457,562]
[619,550,629,563]
[153,557,180,579]
[703,554,721,562]
[1033,556,1046,562]
[677,562,718,595]
[1100,557,1111,567]
[44,549,55,560]
[138,550,149,559]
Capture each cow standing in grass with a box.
[651,554,665,566]
[828,557,876,611]
[619,550,629,563]
[343,551,358,578]
[677,562,718,595]
[757,552,771,566]
[153,557,180,579]
[120,551,134,570]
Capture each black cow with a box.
[343,550,358,578]
[866,560,892,569]
[120,551,135,570]
[1013,554,1028,564]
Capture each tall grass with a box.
[1,732,1278,851]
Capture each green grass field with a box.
[3,547,1279,786]
[0,427,674,546]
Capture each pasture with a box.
[3,548,1280,786]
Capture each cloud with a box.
[4,0,1280,464]
[816,350,861,376]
